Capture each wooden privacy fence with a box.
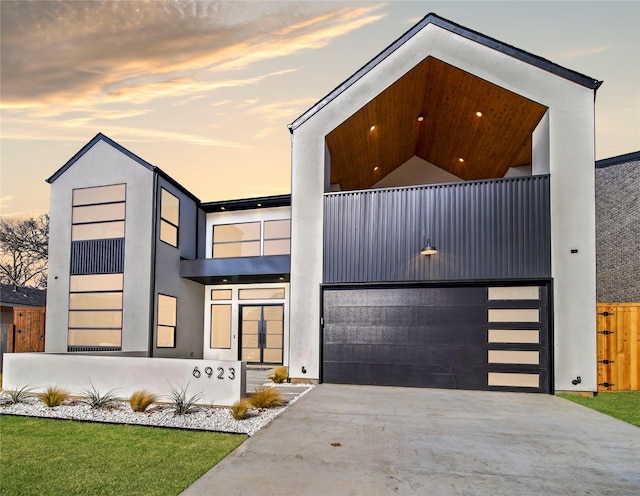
[597,303,640,391]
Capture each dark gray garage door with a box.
[322,285,550,393]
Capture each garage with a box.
[321,284,550,393]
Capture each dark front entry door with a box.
[240,305,284,364]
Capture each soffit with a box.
[326,57,548,191]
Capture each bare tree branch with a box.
[0,214,49,289]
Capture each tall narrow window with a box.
[157,294,177,348]
[160,189,179,247]
[211,304,232,349]
[69,184,126,352]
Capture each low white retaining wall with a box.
[2,353,246,407]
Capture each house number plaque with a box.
[192,366,236,380]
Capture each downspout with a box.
[148,173,159,357]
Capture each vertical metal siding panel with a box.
[70,238,125,275]
[322,175,551,283]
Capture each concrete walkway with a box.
[182,385,640,496]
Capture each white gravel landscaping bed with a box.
[0,384,314,437]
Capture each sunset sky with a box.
[1,1,638,218]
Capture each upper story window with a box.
[212,219,290,258]
[71,184,126,241]
[160,189,179,247]
[213,222,261,258]
[264,220,290,256]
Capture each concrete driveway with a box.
[182,385,639,496]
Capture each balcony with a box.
[180,255,290,285]
[323,175,551,283]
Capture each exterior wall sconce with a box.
[420,239,437,256]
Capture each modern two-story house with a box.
[45,135,291,365]
[44,13,601,394]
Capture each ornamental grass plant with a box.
[249,386,284,409]
[129,390,159,412]
[2,384,35,405]
[37,386,70,407]
[268,366,289,384]
[167,384,202,415]
[230,398,252,420]
[79,383,121,410]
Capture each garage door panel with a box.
[326,306,489,326]
[325,287,488,307]
[324,324,487,346]
[322,285,550,393]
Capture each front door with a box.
[240,305,284,364]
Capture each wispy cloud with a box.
[247,98,318,139]
[555,44,614,60]
[0,122,250,149]
[1,1,385,110]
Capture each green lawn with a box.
[559,391,640,427]
[0,416,246,496]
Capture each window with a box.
[210,305,232,349]
[213,222,260,258]
[263,219,290,255]
[72,184,126,241]
[211,289,232,300]
[157,294,177,347]
[238,288,285,300]
[68,274,123,350]
[160,189,179,247]
[212,219,290,258]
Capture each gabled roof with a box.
[46,133,200,203]
[595,151,640,169]
[289,12,602,132]
[0,283,46,307]
[201,194,291,213]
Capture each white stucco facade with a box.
[289,21,597,391]
[46,140,155,354]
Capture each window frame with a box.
[210,303,232,349]
[67,274,124,350]
[71,184,126,242]
[160,189,180,248]
[212,219,291,258]
[156,293,177,348]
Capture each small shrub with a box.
[129,390,158,412]
[2,384,35,404]
[249,386,284,409]
[79,383,120,409]
[268,366,288,384]
[38,386,70,407]
[167,384,202,415]
[230,398,252,420]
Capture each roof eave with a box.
[45,132,200,204]
[288,12,602,133]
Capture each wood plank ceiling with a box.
[326,57,548,191]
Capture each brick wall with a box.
[595,156,640,302]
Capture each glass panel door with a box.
[240,305,284,364]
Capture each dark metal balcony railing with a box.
[323,175,551,283]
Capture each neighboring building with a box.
[595,151,640,303]
[1,283,46,325]
[1,284,47,364]
[45,13,603,393]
